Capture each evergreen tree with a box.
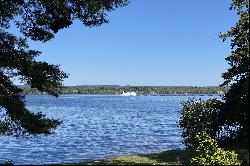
[219,0,249,143]
[0,0,128,135]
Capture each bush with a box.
[179,98,222,148]
[191,131,241,165]
[2,159,13,165]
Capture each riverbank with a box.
[73,145,249,165]
[1,145,248,165]
[71,149,194,165]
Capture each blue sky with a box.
[29,0,238,86]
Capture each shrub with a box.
[3,159,13,165]
[179,98,222,148]
[191,131,241,165]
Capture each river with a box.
[0,94,220,164]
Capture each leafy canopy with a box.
[191,131,241,165]
[0,0,128,135]
[219,0,249,142]
[178,98,222,148]
[179,0,249,148]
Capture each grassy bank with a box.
[76,149,195,165]
[2,146,248,165]
[73,146,249,165]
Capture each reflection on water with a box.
[0,94,219,164]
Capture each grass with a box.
[71,145,249,165]
[74,149,196,165]
[3,145,247,165]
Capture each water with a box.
[0,94,219,164]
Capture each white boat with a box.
[121,91,137,96]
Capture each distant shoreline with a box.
[21,85,227,96]
[23,93,223,96]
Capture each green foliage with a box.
[3,159,13,166]
[219,78,249,142]
[0,0,128,135]
[219,0,249,86]
[23,85,228,95]
[180,0,248,148]
[179,0,249,149]
[179,98,222,148]
[219,0,249,143]
[191,131,241,165]
[80,149,196,165]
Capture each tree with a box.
[179,98,222,148]
[219,0,249,143]
[191,131,241,165]
[0,0,128,135]
[179,0,249,147]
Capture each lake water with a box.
[0,94,220,164]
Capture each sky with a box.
[28,0,238,86]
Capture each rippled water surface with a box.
[0,94,219,164]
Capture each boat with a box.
[121,91,137,96]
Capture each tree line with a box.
[21,85,228,95]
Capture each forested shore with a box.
[21,85,228,95]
